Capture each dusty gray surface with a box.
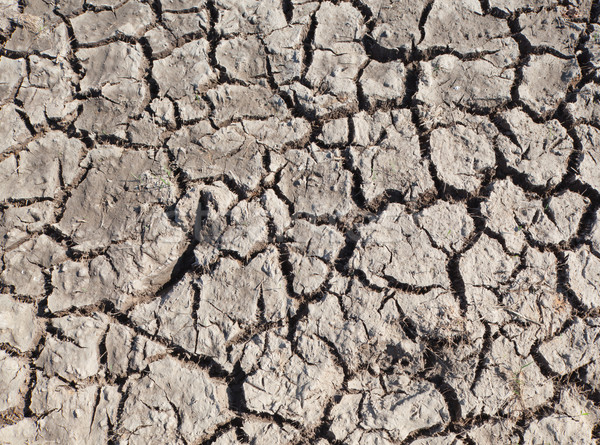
[1,0,600,444]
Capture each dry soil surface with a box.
[1,0,600,444]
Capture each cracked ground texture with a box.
[1,0,600,444]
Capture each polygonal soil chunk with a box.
[317,118,348,146]
[349,109,434,205]
[0,0,20,33]
[467,419,519,445]
[264,24,306,85]
[278,144,354,218]
[363,0,426,52]
[105,323,166,378]
[0,351,29,413]
[49,257,116,312]
[289,0,319,25]
[261,189,291,238]
[566,245,600,310]
[56,147,177,251]
[500,248,568,355]
[471,336,553,417]
[143,26,175,58]
[305,46,366,102]
[132,249,291,365]
[414,201,474,252]
[56,149,186,301]
[538,318,600,375]
[496,108,573,189]
[206,84,287,126]
[242,115,311,150]
[5,3,70,58]
[420,0,517,67]
[575,124,600,192]
[1,235,67,296]
[17,55,79,127]
[527,191,588,245]
[518,7,585,57]
[281,81,360,119]
[120,356,233,444]
[351,110,392,147]
[481,179,539,253]
[244,330,344,426]
[416,55,514,128]
[584,358,600,392]
[150,98,176,128]
[0,201,56,252]
[129,274,198,355]
[216,35,267,84]
[106,208,186,300]
[518,54,580,118]
[0,104,31,154]
[350,204,449,288]
[423,341,485,418]
[126,113,164,146]
[570,84,600,131]
[287,220,345,295]
[0,295,41,352]
[523,402,597,445]
[297,293,369,373]
[360,375,450,441]
[396,288,468,339]
[168,121,251,186]
[24,377,119,445]
[328,393,365,443]
[460,233,519,288]
[305,2,367,109]
[313,2,366,52]
[0,57,26,106]
[196,249,290,356]
[429,116,497,193]
[170,118,308,193]
[0,131,83,202]
[339,280,424,373]
[359,60,407,109]
[162,11,209,38]
[75,80,149,138]
[187,181,236,258]
[197,198,269,258]
[585,24,600,82]
[464,285,509,330]
[78,42,145,92]
[36,313,108,381]
[214,0,287,36]
[153,39,216,100]
[71,0,154,45]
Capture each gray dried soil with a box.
[1,0,600,444]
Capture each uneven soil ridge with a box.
[1,0,600,444]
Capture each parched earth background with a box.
[2,0,600,443]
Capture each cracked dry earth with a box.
[3,1,600,445]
